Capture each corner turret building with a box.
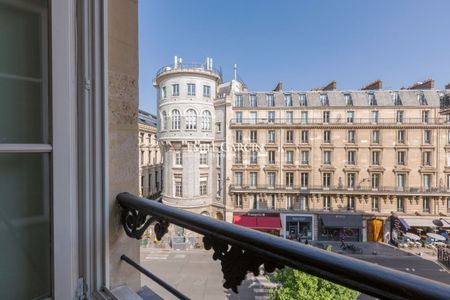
[154,57,224,219]
[155,57,450,242]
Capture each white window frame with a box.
[301,150,309,164]
[323,196,330,210]
[0,2,78,296]
[324,130,331,143]
[249,172,257,187]
[187,83,196,96]
[301,130,309,143]
[301,172,309,188]
[172,83,179,96]
[203,85,211,97]
[396,111,404,123]
[235,112,243,124]
[268,130,275,143]
[235,94,243,107]
[323,111,330,123]
[268,150,276,164]
[202,110,211,130]
[286,151,294,164]
[372,130,380,143]
[249,94,257,107]
[266,94,274,107]
[268,172,276,187]
[235,194,243,209]
[234,172,243,186]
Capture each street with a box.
[140,248,276,299]
[139,243,450,299]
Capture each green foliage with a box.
[268,268,360,300]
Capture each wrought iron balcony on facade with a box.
[118,192,450,300]
[155,63,222,79]
[229,184,448,195]
[230,117,449,126]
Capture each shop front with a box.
[282,214,314,241]
[367,218,384,242]
[318,214,363,242]
[233,212,282,236]
[390,216,450,243]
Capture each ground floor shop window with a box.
[319,228,361,242]
[318,214,362,242]
[285,215,313,241]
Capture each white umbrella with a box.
[427,233,446,241]
[404,233,421,241]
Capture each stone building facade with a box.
[155,58,450,241]
[154,58,225,219]
[223,79,450,241]
[138,109,163,197]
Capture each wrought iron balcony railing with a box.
[118,192,450,300]
[230,117,449,126]
[155,63,221,79]
[229,184,448,194]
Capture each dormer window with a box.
[320,93,329,106]
[249,94,257,107]
[417,93,427,105]
[344,93,353,106]
[392,92,402,105]
[284,94,293,107]
[235,94,243,107]
[266,94,275,107]
[299,94,308,106]
[368,92,377,106]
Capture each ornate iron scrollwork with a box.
[203,235,284,292]
[121,206,169,240]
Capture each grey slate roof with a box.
[139,109,157,127]
[232,90,444,108]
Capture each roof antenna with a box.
[233,64,237,81]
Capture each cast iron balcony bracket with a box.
[118,192,450,300]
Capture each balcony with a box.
[155,63,221,81]
[229,117,449,127]
[228,184,448,195]
[117,192,450,300]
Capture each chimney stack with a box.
[407,79,435,90]
[323,80,337,91]
[361,80,382,90]
[273,82,283,92]
[311,80,337,91]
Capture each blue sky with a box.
[139,0,450,113]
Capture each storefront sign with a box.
[286,216,312,223]
[237,212,280,217]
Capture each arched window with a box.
[161,111,167,130]
[202,110,211,130]
[172,109,180,130]
[186,109,197,129]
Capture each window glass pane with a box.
[0,153,51,299]
[0,1,49,143]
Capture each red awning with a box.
[257,217,281,230]
[233,215,257,227]
[233,216,281,230]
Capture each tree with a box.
[268,268,360,300]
